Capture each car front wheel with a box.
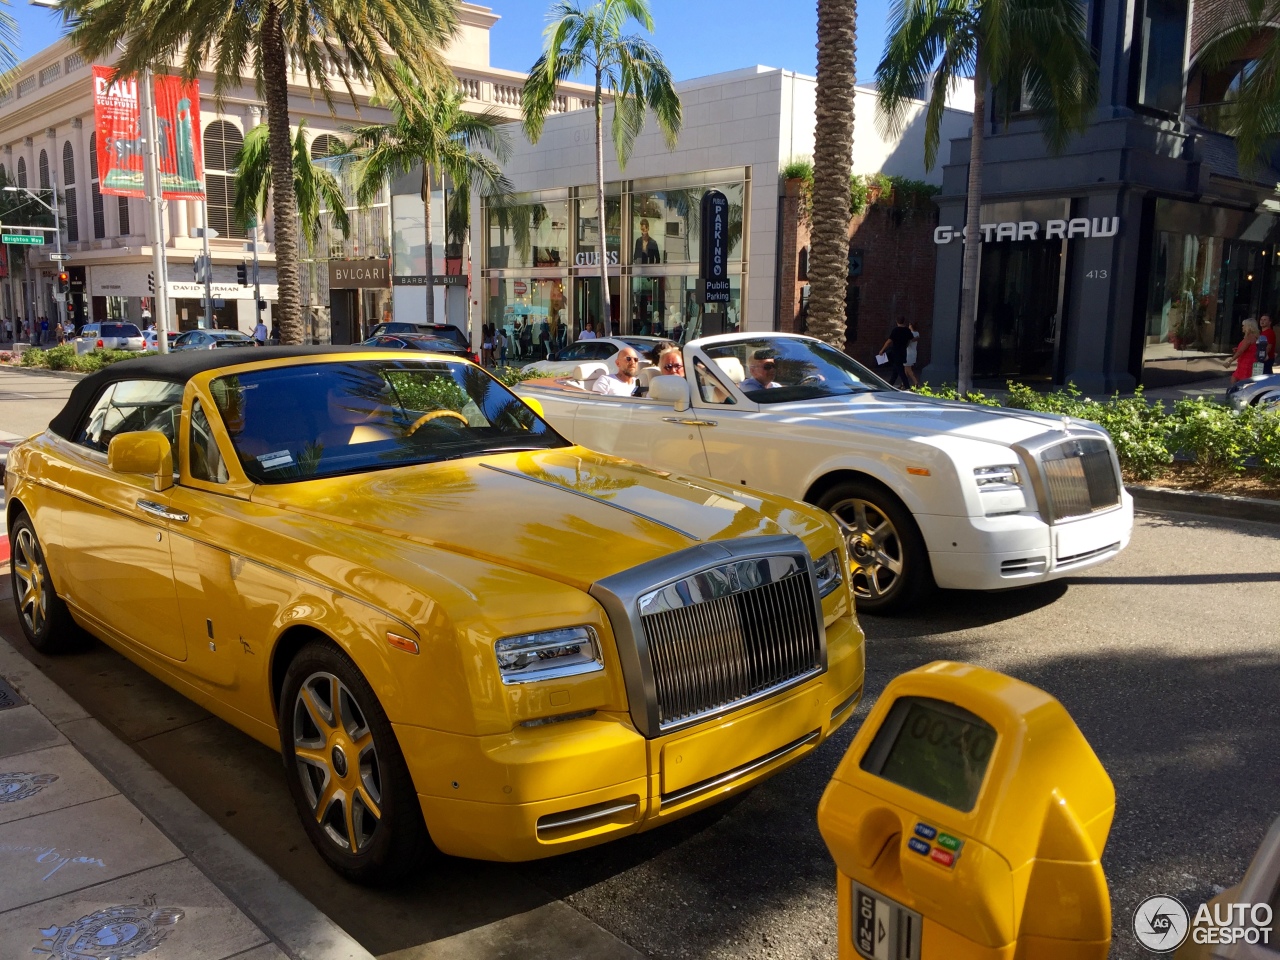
[280,641,431,884]
[816,480,932,615]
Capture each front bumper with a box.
[920,492,1134,591]
[395,615,864,861]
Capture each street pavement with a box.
[1,364,1278,959]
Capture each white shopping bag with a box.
[875,353,888,365]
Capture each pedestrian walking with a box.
[253,319,268,346]
[1260,315,1276,376]
[3,316,11,343]
[903,322,921,387]
[1229,318,1261,382]
[878,317,914,388]
[482,324,493,366]
[39,315,49,345]
[520,321,533,360]
[496,327,508,367]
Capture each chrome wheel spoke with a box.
[313,778,339,825]
[831,497,903,601]
[875,550,903,575]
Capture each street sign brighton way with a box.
[2,234,45,245]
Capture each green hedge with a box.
[913,382,1280,483]
[19,346,152,373]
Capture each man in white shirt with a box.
[578,320,597,340]
[592,347,640,396]
[253,320,268,345]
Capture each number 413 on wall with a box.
[1085,269,1109,279]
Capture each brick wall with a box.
[778,178,939,371]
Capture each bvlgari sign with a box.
[934,217,1121,244]
[328,259,390,288]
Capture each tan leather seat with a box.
[714,356,745,384]
[638,366,663,389]
[569,361,610,389]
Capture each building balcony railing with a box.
[1184,100,1240,136]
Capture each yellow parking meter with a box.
[818,662,1115,960]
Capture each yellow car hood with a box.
[254,447,818,590]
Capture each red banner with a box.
[92,67,205,200]
[152,74,204,199]
[93,65,143,198]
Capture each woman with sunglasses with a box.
[650,340,685,376]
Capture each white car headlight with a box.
[813,549,844,599]
[973,465,1021,489]
[494,626,603,684]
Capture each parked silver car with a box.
[76,321,146,352]
[171,329,258,351]
[1226,373,1280,410]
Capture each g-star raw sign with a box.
[700,189,731,304]
[328,259,390,288]
[933,217,1121,244]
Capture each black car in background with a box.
[359,334,479,364]
[366,322,469,350]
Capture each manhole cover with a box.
[0,676,26,710]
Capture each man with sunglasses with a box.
[741,349,782,391]
[592,347,642,395]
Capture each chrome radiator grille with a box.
[1040,437,1121,521]
[638,557,823,731]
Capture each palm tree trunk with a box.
[423,165,436,325]
[956,48,985,395]
[261,3,303,344]
[594,69,611,337]
[809,0,857,349]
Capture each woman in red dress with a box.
[1228,318,1261,381]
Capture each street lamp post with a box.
[4,185,64,328]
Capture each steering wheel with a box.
[406,409,469,436]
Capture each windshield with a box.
[209,359,566,483]
[703,337,892,403]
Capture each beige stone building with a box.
[0,3,593,340]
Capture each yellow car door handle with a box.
[662,418,718,427]
[136,499,189,522]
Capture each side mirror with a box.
[523,396,545,419]
[107,431,174,492]
[649,374,692,413]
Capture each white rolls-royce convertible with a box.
[515,333,1133,613]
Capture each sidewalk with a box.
[0,570,374,959]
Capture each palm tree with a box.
[1195,0,1280,165]
[349,66,512,325]
[808,0,859,350]
[875,0,1097,392]
[0,5,20,90]
[63,0,459,345]
[522,0,682,336]
[233,121,351,256]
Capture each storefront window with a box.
[630,182,745,266]
[1141,199,1280,386]
[575,192,621,266]
[628,274,742,339]
[488,277,567,357]
[486,200,570,270]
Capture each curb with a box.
[0,365,86,381]
[0,629,375,960]
[1127,484,1280,525]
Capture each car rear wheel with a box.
[9,513,78,654]
[816,480,932,615]
[280,641,431,884]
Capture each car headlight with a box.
[973,465,1021,490]
[494,626,603,684]
[813,549,844,599]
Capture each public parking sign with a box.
[2,234,45,245]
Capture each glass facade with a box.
[1134,0,1189,114]
[1141,199,1280,385]
[480,168,748,347]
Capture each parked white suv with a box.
[516,332,1134,612]
[75,321,145,352]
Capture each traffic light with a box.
[56,271,69,294]
[236,263,248,285]
[147,272,155,294]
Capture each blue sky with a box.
[11,0,890,84]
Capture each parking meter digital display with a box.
[859,697,997,811]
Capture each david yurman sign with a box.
[699,189,731,304]
[933,217,1121,244]
[328,259,390,288]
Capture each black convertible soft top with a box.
[48,346,354,440]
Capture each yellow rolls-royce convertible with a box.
[5,348,865,883]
